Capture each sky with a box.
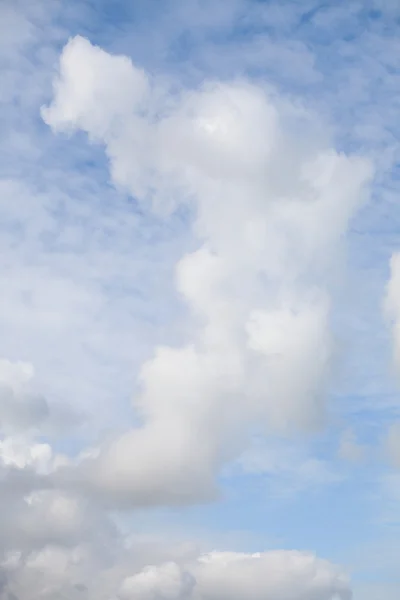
[1,0,400,598]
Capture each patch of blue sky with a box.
[112,460,378,566]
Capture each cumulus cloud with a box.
[117,551,351,600]
[0,547,351,600]
[43,35,373,508]
[0,360,100,561]
[118,562,195,600]
[1,3,391,599]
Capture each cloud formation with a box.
[9,0,400,596]
[5,0,400,598]
[43,36,372,508]
[117,551,351,600]
[0,546,351,600]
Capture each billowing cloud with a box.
[117,551,351,600]
[43,36,373,508]
[3,1,396,598]
[191,551,351,600]
[0,548,351,600]
[118,562,195,600]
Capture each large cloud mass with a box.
[116,551,351,600]
[42,36,372,507]
[0,547,351,600]
[0,2,381,596]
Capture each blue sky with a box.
[1,1,400,599]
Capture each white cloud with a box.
[42,36,150,142]
[118,562,195,600]
[1,3,396,599]
[117,551,351,600]
[0,437,52,473]
[43,36,373,508]
[0,546,351,600]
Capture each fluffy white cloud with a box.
[1,2,398,600]
[117,551,351,600]
[0,358,94,559]
[0,436,52,473]
[0,545,352,600]
[42,36,150,142]
[43,36,373,508]
[118,562,195,600]
[0,434,97,557]
[0,546,352,600]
